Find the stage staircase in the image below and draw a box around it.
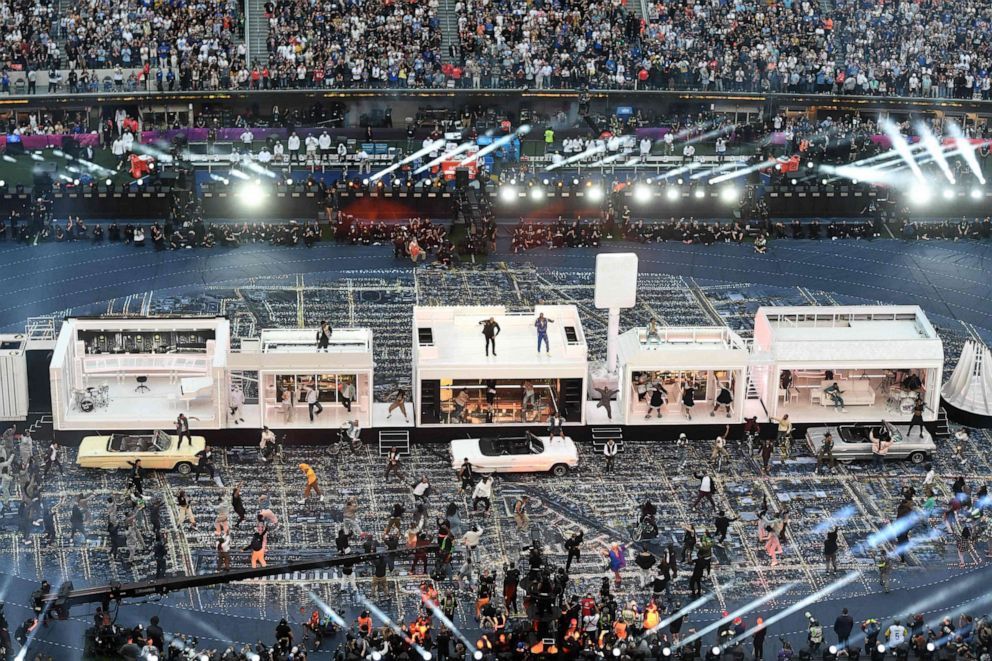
[245,0,268,64]
[591,427,624,452]
[438,0,460,64]
[378,430,411,456]
[933,407,951,441]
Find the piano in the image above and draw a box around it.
[179,376,214,411]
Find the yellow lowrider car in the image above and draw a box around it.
[76,430,206,474]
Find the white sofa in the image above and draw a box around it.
[818,380,876,407]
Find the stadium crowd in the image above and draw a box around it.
[4,0,992,98]
[262,0,443,88]
[60,0,245,90]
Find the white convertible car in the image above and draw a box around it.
[450,434,579,476]
[76,430,206,473]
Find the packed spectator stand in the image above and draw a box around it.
[1,0,992,98]
[262,0,443,89]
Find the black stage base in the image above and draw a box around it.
[941,398,992,429]
[53,421,803,447]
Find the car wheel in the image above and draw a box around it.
[551,463,569,477]
[908,452,926,465]
[175,462,193,475]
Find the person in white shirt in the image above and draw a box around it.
[111,137,125,169]
[287,131,300,163]
[472,475,493,512]
[411,475,431,506]
[356,149,370,174]
[257,147,272,164]
[461,524,484,563]
[272,141,285,163]
[304,134,319,163]
[639,137,651,160]
[663,131,675,154]
[318,131,332,162]
[306,385,323,421]
[121,131,134,153]
[240,129,253,151]
[682,143,696,163]
[229,386,245,424]
[715,137,727,162]
[603,438,618,472]
[343,419,361,445]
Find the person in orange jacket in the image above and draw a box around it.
[298,463,324,503]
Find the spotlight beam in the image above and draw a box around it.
[709,159,776,185]
[359,596,433,660]
[880,119,925,183]
[423,598,475,650]
[546,143,606,171]
[727,571,862,647]
[370,139,445,182]
[414,142,476,174]
[915,122,955,184]
[676,582,798,650]
[948,121,987,184]
[460,125,530,167]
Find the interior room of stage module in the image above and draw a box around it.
[778,367,929,411]
[272,373,357,404]
[78,329,215,354]
[426,377,583,424]
[631,369,737,406]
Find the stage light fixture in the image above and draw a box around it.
[572,178,579,185]
[587,186,604,201]
[500,186,517,202]
[422,652,432,661]
[238,181,267,208]
[286,178,294,185]
[73,179,80,186]
[829,647,838,655]
[821,178,829,185]
[712,646,723,656]
[474,653,484,660]
[790,178,798,185]
[634,184,652,203]
[666,188,679,201]
[361,178,369,185]
[926,644,936,652]
[530,186,545,200]
[877,645,886,654]
[677,178,684,185]
[613,648,622,657]
[971,188,983,200]
[720,186,738,203]
[662,648,672,657]
[910,186,932,206]
[105,178,112,186]
[852,178,859,185]
[942,188,955,200]
[694,188,705,198]
[542,178,550,185]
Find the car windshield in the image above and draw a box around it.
[154,430,172,451]
[529,438,545,454]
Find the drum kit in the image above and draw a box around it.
[886,386,919,414]
[72,384,110,412]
